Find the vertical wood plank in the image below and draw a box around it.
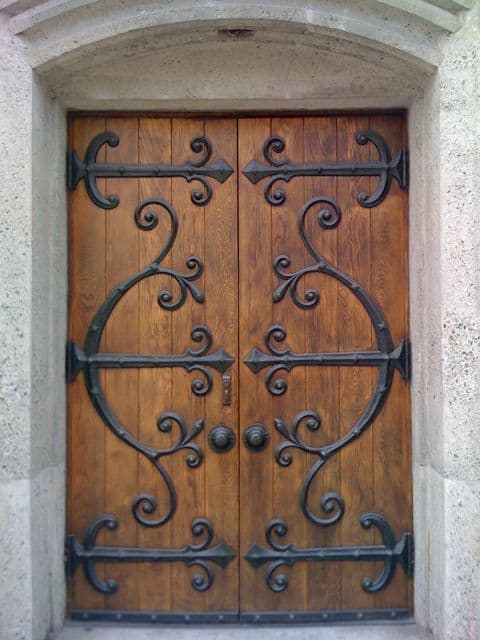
[336,114,375,610]
[370,114,412,612]
[204,118,239,613]
[103,116,139,611]
[270,116,308,612]
[137,117,173,611]
[303,116,342,610]
[170,118,206,612]
[238,117,275,613]
[68,116,106,610]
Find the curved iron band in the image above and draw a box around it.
[244,512,413,594]
[241,130,408,208]
[298,361,392,527]
[272,363,392,528]
[66,515,236,594]
[67,131,235,209]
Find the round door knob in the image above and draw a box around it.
[243,424,269,451]
[208,425,235,453]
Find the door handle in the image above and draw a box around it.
[243,424,269,451]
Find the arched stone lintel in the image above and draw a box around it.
[7,0,466,36]
[25,6,443,76]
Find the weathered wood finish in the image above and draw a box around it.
[68,113,411,616]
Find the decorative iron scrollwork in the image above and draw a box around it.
[66,515,236,594]
[274,411,346,527]
[67,132,234,209]
[242,131,408,207]
[244,193,410,528]
[273,197,341,309]
[245,511,413,593]
[66,197,234,526]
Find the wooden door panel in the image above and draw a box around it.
[67,112,412,621]
[336,114,375,611]
[238,113,412,617]
[67,116,239,616]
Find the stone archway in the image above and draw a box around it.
[0,2,478,639]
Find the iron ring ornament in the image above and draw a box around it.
[66,515,236,594]
[241,130,408,207]
[67,132,234,209]
[66,196,234,528]
[244,192,410,529]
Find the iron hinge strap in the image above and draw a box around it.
[66,515,235,594]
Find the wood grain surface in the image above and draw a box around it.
[67,113,411,616]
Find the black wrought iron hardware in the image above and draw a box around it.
[66,198,234,527]
[66,515,236,594]
[70,607,409,624]
[67,327,234,397]
[243,424,269,452]
[242,131,408,207]
[244,326,410,396]
[208,425,236,453]
[245,512,414,593]
[244,195,411,527]
[67,132,234,209]
[222,374,232,406]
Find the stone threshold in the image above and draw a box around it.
[50,621,433,640]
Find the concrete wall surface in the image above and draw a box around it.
[0,1,478,639]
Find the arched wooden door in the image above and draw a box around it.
[66,113,413,623]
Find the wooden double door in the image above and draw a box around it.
[66,113,413,623]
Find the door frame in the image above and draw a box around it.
[59,104,429,624]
